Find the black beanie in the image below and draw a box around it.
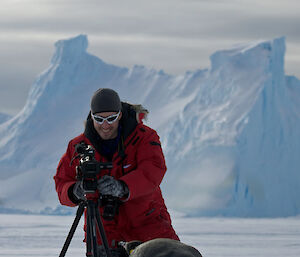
[91,88,122,114]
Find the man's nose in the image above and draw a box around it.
[101,120,110,128]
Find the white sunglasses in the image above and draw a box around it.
[92,111,121,125]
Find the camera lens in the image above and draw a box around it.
[100,196,120,220]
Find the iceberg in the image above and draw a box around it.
[0,35,299,217]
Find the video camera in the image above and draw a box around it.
[74,142,121,220]
[75,142,113,193]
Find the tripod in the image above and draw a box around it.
[59,197,112,257]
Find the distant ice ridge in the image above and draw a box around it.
[0,35,299,217]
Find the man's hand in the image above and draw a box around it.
[97,175,129,198]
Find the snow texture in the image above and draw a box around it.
[0,35,299,217]
[0,214,299,257]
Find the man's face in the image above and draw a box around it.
[92,111,122,140]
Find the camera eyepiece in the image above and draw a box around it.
[75,142,95,155]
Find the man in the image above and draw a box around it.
[54,88,179,253]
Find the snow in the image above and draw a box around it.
[0,213,299,257]
[0,35,300,217]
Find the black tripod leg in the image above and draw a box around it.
[95,206,112,257]
[59,202,85,257]
[86,200,99,257]
[86,204,93,257]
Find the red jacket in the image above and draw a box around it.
[54,103,179,246]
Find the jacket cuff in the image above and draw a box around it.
[60,181,78,207]
[68,183,82,205]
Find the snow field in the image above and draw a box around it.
[0,213,299,257]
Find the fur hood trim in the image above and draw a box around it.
[129,104,149,123]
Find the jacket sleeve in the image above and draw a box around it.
[53,141,78,207]
[119,129,167,201]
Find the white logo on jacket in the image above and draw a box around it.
[123,164,132,169]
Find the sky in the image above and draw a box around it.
[0,0,299,115]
